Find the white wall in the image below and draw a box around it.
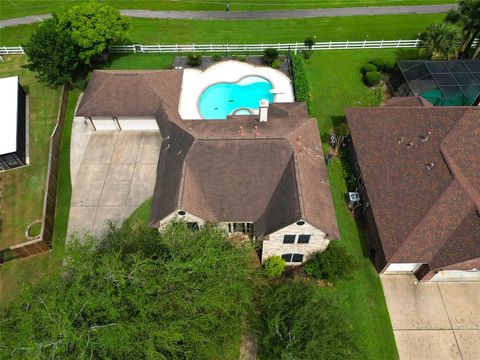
[117,117,158,131]
[384,263,423,273]
[90,116,118,131]
[261,220,330,264]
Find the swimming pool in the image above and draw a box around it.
[198,76,274,119]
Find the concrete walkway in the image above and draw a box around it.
[0,4,456,28]
[381,275,480,360]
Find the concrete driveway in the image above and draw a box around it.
[381,275,480,360]
[67,130,161,240]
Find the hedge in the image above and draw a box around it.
[365,71,381,86]
[290,53,312,114]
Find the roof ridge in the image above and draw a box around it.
[76,72,114,114]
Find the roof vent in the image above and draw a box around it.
[239,125,244,136]
[397,136,405,144]
[426,162,434,170]
[253,125,260,136]
[165,143,171,150]
[406,142,414,149]
[421,131,432,143]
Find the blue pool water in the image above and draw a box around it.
[198,76,274,119]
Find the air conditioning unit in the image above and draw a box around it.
[348,192,360,206]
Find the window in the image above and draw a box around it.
[281,253,304,263]
[283,235,296,244]
[292,253,304,262]
[177,210,186,216]
[228,222,254,235]
[297,235,310,244]
[187,222,199,231]
[296,221,305,226]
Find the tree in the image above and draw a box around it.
[0,222,258,359]
[22,16,80,86]
[303,243,357,281]
[23,2,129,86]
[418,23,460,60]
[257,282,359,359]
[445,0,480,58]
[263,48,279,64]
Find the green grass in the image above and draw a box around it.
[303,49,401,358]
[0,87,79,305]
[0,13,444,46]
[0,0,454,20]
[0,56,60,249]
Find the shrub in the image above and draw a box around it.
[303,243,357,281]
[263,48,279,64]
[383,59,396,73]
[187,53,202,67]
[258,282,359,359]
[239,55,247,62]
[302,49,313,59]
[212,53,221,61]
[290,53,312,114]
[364,71,381,86]
[264,256,286,278]
[303,37,315,49]
[271,60,281,69]
[369,58,386,71]
[361,63,377,74]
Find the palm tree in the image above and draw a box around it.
[419,23,459,60]
[445,0,480,58]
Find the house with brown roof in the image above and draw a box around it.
[76,69,339,264]
[346,97,480,280]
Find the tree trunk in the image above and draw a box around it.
[473,41,480,59]
[462,30,479,58]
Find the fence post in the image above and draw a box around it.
[397,39,401,48]
[346,40,349,49]
[380,40,384,49]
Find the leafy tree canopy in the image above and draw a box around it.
[0,222,258,359]
[23,2,129,86]
[257,282,360,360]
[419,23,459,60]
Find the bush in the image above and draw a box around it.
[383,59,396,73]
[187,53,202,67]
[302,49,313,59]
[212,53,221,61]
[304,243,357,281]
[364,71,381,86]
[290,53,312,114]
[304,36,316,49]
[258,282,359,359]
[369,58,386,71]
[239,55,247,62]
[271,60,281,69]
[263,48,279,64]
[264,256,286,278]
[361,63,377,74]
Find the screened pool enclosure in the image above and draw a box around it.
[390,60,480,106]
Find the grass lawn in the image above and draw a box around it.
[0,0,453,20]
[0,56,60,249]
[303,49,404,358]
[0,13,444,46]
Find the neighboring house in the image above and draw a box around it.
[346,96,480,281]
[76,69,339,263]
[0,76,27,171]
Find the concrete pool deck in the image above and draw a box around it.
[178,61,294,119]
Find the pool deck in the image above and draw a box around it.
[178,61,294,119]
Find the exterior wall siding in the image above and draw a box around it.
[261,220,330,263]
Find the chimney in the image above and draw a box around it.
[259,99,269,122]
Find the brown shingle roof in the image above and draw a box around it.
[76,70,338,238]
[346,103,480,271]
[76,70,183,117]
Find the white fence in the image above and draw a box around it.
[1,39,478,55]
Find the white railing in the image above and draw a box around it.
[1,39,478,55]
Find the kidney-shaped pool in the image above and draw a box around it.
[198,76,274,120]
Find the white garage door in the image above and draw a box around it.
[91,116,118,131]
[384,263,423,273]
[117,117,158,131]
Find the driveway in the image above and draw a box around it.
[67,129,161,240]
[381,275,480,360]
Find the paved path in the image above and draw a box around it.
[0,4,456,28]
[381,275,480,360]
